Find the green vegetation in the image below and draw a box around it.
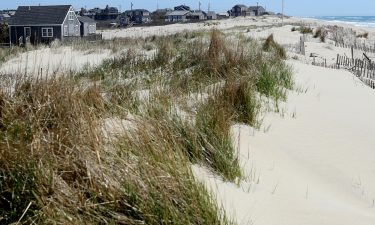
[0,22,8,43]
[313,27,327,42]
[357,32,369,39]
[0,29,293,224]
[298,26,313,34]
[291,25,313,34]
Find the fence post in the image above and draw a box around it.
[362,60,367,77]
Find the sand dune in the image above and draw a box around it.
[0,46,111,77]
[194,61,375,225]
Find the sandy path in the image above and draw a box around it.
[194,61,375,225]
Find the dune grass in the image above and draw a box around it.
[262,34,286,59]
[0,46,30,65]
[0,29,293,224]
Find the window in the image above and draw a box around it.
[75,25,79,35]
[89,25,96,34]
[42,28,53,37]
[68,11,75,20]
[24,27,31,37]
[63,25,68,36]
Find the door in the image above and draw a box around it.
[24,27,31,44]
[24,27,31,38]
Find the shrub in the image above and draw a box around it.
[357,32,369,39]
[0,22,9,43]
[299,26,313,34]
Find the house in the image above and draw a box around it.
[229,5,250,17]
[188,11,206,21]
[78,16,96,36]
[151,8,172,23]
[94,5,119,20]
[123,9,151,24]
[206,11,217,20]
[165,11,190,22]
[9,5,80,45]
[85,7,101,19]
[217,12,229,20]
[0,13,11,22]
[174,5,191,11]
[248,6,266,16]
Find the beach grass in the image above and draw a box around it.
[0,28,292,224]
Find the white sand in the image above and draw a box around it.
[0,46,111,77]
[194,61,375,224]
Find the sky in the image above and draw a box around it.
[1,0,375,17]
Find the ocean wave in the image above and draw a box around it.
[312,16,375,28]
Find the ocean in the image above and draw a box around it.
[312,16,375,28]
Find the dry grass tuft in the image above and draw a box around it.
[263,34,286,59]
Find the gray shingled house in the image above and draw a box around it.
[78,16,97,36]
[248,6,266,16]
[165,11,190,22]
[122,9,151,24]
[187,11,206,21]
[229,5,250,17]
[9,5,80,45]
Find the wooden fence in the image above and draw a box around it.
[335,41,375,54]
[336,54,375,89]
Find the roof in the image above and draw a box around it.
[233,4,248,9]
[190,11,205,16]
[10,5,71,25]
[166,11,190,16]
[206,11,216,16]
[125,9,149,13]
[174,5,190,11]
[0,14,11,18]
[248,6,266,11]
[153,8,172,13]
[78,16,96,23]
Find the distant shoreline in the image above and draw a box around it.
[300,16,375,28]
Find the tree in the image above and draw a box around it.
[0,22,9,43]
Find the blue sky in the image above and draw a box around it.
[1,0,375,16]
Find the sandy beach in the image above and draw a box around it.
[1,15,375,224]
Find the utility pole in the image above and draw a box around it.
[131,2,133,11]
[199,2,201,11]
[282,0,284,26]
